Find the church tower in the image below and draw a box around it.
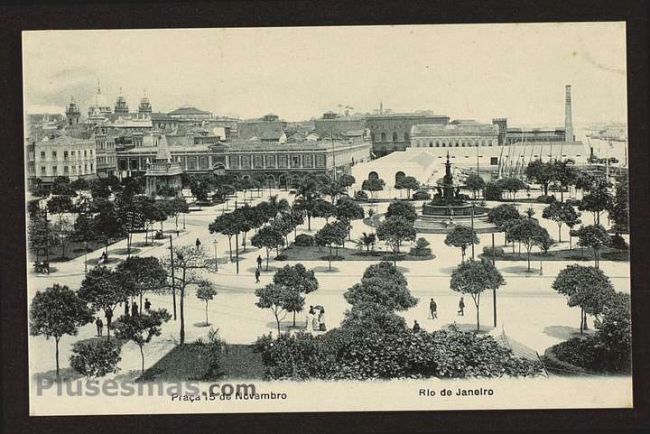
[138,89,152,114]
[65,97,81,126]
[114,87,129,114]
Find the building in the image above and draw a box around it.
[138,92,152,114]
[167,106,212,121]
[237,114,286,142]
[65,98,81,126]
[410,120,499,149]
[313,112,365,138]
[221,136,371,187]
[113,89,129,114]
[364,112,450,157]
[31,135,97,183]
[144,135,183,198]
[87,82,112,122]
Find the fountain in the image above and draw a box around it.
[414,153,496,234]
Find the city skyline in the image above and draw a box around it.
[23,23,627,124]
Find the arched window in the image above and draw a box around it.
[392,132,398,142]
[404,132,409,142]
[380,132,386,142]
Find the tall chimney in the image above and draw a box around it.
[565,85,573,142]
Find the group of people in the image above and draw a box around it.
[94,298,153,337]
[412,296,466,332]
[307,305,326,332]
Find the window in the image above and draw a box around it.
[52,166,57,174]
[52,151,57,158]
[64,151,68,159]
[290,155,301,168]
[71,151,75,156]
[90,163,93,171]
[490,157,498,165]
[84,150,87,157]
[392,132,398,142]
[303,154,313,168]
[84,164,88,172]
[253,155,263,169]
[64,166,69,173]
[240,155,250,169]
[229,156,239,169]
[40,151,45,158]
[315,154,326,168]
[40,166,46,174]
[265,155,276,168]
[380,132,386,142]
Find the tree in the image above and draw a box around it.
[233,205,256,251]
[356,232,377,254]
[196,281,218,325]
[578,179,613,225]
[113,309,172,373]
[73,211,96,245]
[251,226,285,270]
[255,283,304,336]
[609,178,629,234]
[483,181,503,201]
[315,220,348,271]
[376,216,416,264]
[93,201,124,255]
[595,292,631,370]
[552,160,578,201]
[450,259,505,331]
[321,179,348,204]
[395,176,420,199]
[47,195,73,224]
[273,264,319,327]
[52,216,74,260]
[444,225,479,262]
[70,178,90,191]
[487,204,521,231]
[465,174,486,200]
[498,177,527,200]
[312,198,337,222]
[525,159,554,195]
[28,210,59,264]
[344,276,418,311]
[70,340,122,378]
[552,265,615,334]
[292,175,322,230]
[386,201,417,223]
[361,178,385,202]
[168,198,189,230]
[116,257,167,308]
[542,201,581,242]
[90,179,111,200]
[505,219,550,271]
[576,224,611,268]
[271,212,296,248]
[29,284,93,380]
[162,245,214,344]
[338,174,356,193]
[209,212,239,261]
[335,196,364,239]
[79,266,131,340]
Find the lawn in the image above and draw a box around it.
[139,343,265,382]
[480,246,629,262]
[279,245,435,262]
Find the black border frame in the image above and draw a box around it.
[1,1,648,433]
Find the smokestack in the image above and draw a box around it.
[565,85,573,142]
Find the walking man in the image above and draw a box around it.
[255,267,261,283]
[144,298,151,312]
[195,238,201,249]
[429,298,437,320]
[95,317,103,337]
[457,297,465,316]
[132,301,139,317]
[256,255,262,270]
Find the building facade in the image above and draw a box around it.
[364,113,450,157]
[31,135,97,182]
[410,121,499,149]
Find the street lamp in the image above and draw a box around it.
[84,240,88,275]
[183,212,186,230]
[470,202,475,260]
[213,239,219,271]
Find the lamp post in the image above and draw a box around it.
[183,212,186,230]
[84,240,88,275]
[213,239,218,271]
[470,202,475,260]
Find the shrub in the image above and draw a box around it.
[256,325,543,380]
[484,182,503,200]
[482,246,505,257]
[195,328,225,380]
[536,195,557,204]
[412,190,431,200]
[565,198,581,207]
[293,234,315,247]
[610,234,628,250]
[70,339,122,378]
[275,253,288,261]
[410,237,431,256]
[354,190,369,202]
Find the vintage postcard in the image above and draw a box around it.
[23,23,632,415]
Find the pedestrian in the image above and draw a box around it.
[318,307,326,331]
[144,298,151,312]
[256,255,262,270]
[457,297,465,316]
[413,320,421,332]
[312,307,320,331]
[105,307,113,328]
[176,229,180,237]
[255,268,261,283]
[306,306,315,333]
[95,317,103,337]
[132,301,139,317]
[195,238,201,249]
[429,298,437,320]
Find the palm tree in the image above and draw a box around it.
[291,175,322,231]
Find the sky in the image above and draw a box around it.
[22,23,627,125]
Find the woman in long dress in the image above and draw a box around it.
[312,307,320,331]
